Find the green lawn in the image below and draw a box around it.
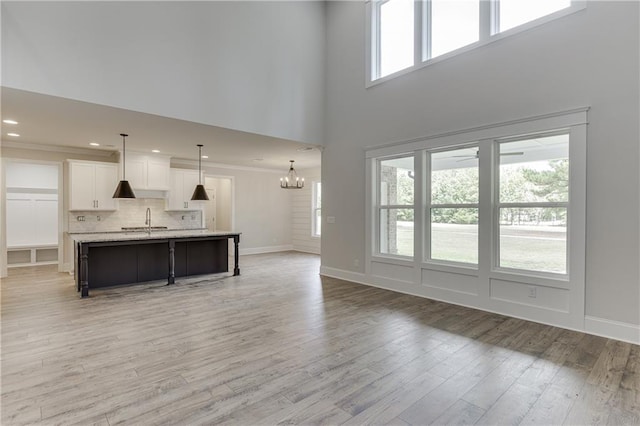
[393,222,566,273]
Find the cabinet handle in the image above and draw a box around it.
[96,200,99,208]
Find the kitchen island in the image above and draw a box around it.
[70,230,240,297]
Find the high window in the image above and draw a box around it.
[377,155,415,257]
[497,0,572,33]
[312,181,322,237]
[369,0,581,82]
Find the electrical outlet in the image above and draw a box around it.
[528,286,537,298]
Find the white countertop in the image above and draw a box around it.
[69,229,240,243]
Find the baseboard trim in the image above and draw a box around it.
[293,248,321,255]
[319,266,368,286]
[240,245,294,256]
[320,265,640,345]
[585,316,640,345]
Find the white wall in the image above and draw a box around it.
[184,162,293,254]
[292,167,321,254]
[323,1,639,334]
[1,1,325,145]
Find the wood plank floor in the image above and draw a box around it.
[1,252,638,425]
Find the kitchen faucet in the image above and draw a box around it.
[145,207,151,234]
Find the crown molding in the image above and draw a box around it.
[0,140,117,158]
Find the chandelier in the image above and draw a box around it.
[280,160,304,189]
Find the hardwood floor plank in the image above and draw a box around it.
[397,355,504,424]
[431,399,485,425]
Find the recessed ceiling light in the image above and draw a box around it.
[89,142,100,146]
[252,158,264,162]
[3,119,18,125]
[7,133,20,137]
[201,155,209,159]
[152,149,160,153]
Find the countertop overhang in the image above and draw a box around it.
[69,229,241,244]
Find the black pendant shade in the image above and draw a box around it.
[191,144,209,201]
[112,180,136,198]
[113,133,136,199]
[191,184,209,201]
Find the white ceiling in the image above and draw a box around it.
[1,88,322,171]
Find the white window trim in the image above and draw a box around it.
[366,0,586,87]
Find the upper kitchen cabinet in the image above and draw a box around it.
[68,160,118,211]
[124,152,170,190]
[167,169,203,211]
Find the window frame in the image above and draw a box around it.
[366,0,586,86]
[493,130,571,278]
[375,153,416,259]
[425,142,480,268]
[366,108,586,285]
[312,181,321,238]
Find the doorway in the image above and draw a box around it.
[203,176,233,232]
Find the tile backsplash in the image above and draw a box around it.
[68,198,203,233]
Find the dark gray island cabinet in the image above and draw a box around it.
[71,231,240,297]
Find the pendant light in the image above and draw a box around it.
[191,144,209,201]
[112,133,136,198]
[280,160,304,189]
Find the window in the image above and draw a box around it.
[369,0,580,82]
[377,0,414,77]
[377,156,414,257]
[428,0,479,59]
[497,132,569,274]
[429,146,479,264]
[368,111,584,279]
[496,0,572,33]
[312,181,322,237]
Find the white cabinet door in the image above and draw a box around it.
[167,169,203,210]
[69,161,118,211]
[168,169,185,210]
[94,164,118,210]
[69,162,96,210]
[182,171,200,210]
